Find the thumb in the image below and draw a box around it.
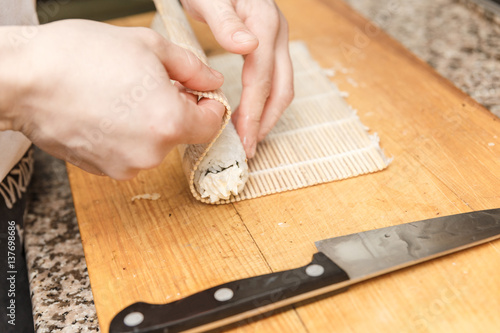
[193,1,259,55]
[144,30,224,91]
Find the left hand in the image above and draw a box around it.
[181,0,294,158]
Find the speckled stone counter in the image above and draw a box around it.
[343,0,500,117]
[25,150,98,332]
[24,1,500,331]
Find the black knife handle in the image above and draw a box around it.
[109,252,349,333]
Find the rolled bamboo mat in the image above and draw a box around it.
[153,0,391,203]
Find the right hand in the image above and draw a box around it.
[0,19,225,180]
[181,0,294,158]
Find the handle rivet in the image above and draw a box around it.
[123,311,144,327]
[214,287,234,302]
[306,264,325,277]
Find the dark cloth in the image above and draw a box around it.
[0,148,35,333]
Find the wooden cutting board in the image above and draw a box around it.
[68,0,500,332]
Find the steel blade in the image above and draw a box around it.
[315,208,500,282]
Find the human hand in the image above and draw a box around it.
[181,0,294,158]
[0,20,225,180]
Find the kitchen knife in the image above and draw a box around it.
[110,208,500,333]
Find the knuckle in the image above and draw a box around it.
[112,170,138,181]
[167,123,187,146]
[145,97,186,144]
[143,156,164,170]
[104,163,139,181]
[131,151,164,171]
[156,118,183,145]
[168,124,185,144]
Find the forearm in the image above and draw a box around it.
[0,26,31,132]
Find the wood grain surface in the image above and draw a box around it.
[69,1,500,332]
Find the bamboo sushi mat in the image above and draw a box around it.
[209,41,391,200]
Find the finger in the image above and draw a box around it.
[177,92,226,144]
[257,12,294,141]
[191,0,259,55]
[140,29,224,91]
[234,17,281,157]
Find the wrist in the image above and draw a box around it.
[0,26,32,132]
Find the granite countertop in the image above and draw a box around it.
[24,0,500,331]
[343,0,500,117]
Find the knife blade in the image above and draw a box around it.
[109,208,500,333]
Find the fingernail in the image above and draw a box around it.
[232,30,257,44]
[244,136,257,159]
